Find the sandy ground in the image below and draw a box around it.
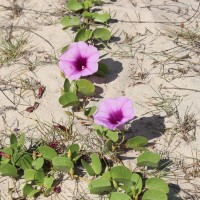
[0,0,200,199]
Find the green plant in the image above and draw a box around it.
[0,133,82,198]
[60,0,111,47]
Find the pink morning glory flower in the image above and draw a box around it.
[59,42,99,80]
[93,97,135,130]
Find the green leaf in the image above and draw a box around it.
[88,178,112,194]
[38,146,57,161]
[92,0,105,5]
[142,190,168,200]
[64,78,71,92]
[69,80,77,93]
[52,156,74,172]
[85,106,97,116]
[44,187,53,197]
[59,92,80,107]
[137,151,160,168]
[0,164,18,177]
[32,157,44,170]
[61,45,68,53]
[77,79,95,96]
[104,139,112,153]
[10,134,18,146]
[35,169,45,185]
[106,130,118,142]
[23,184,40,198]
[11,152,22,165]
[126,136,148,149]
[67,0,83,11]
[61,16,80,28]
[19,154,33,170]
[74,28,93,42]
[83,0,92,9]
[110,192,131,200]
[44,176,54,189]
[92,13,110,23]
[91,153,102,175]
[110,166,132,184]
[93,125,104,132]
[93,28,111,41]
[18,133,25,147]
[24,169,36,181]
[95,62,108,77]
[82,11,92,18]
[2,147,13,156]
[67,144,80,160]
[102,171,111,180]
[131,173,143,196]
[81,159,95,176]
[145,178,169,193]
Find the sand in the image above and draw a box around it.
[0,0,199,199]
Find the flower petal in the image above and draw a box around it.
[93,97,135,130]
[81,62,98,76]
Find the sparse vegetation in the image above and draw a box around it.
[0,0,200,199]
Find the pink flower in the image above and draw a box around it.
[93,97,135,130]
[59,42,99,80]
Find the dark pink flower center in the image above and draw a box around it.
[74,56,87,71]
[108,109,124,124]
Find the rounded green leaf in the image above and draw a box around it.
[88,178,112,194]
[106,130,118,142]
[23,184,40,198]
[0,164,18,177]
[102,171,111,180]
[44,176,54,189]
[2,147,13,156]
[91,153,102,175]
[126,136,148,149]
[59,92,80,107]
[145,178,169,193]
[82,11,92,19]
[64,78,70,92]
[19,132,25,146]
[32,157,44,170]
[131,173,143,195]
[38,146,57,161]
[61,45,68,53]
[77,79,95,96]
[81,159,95,176]
[67,0,83,11]
[61,16,80,28]
[85,106,97,116]
[110,192,131,200]
[10,133,18,146]
[75,29,93,42]
[67,144,80,160]
[104,139,113,153]
[95,62,108,77]
[142,190,168,200]
[69,80,77,93]
[19,154,33,170]
[137,151,160,168]
[83,0,92,9]
[92,13,110,23]
[35,169,45,185]
[44,187,53,197]
[93,28,111,41]
[24,169,36,181]
[110,166,132,184]
[52,156,74,172]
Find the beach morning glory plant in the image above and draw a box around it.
[59,42,99,80]
[93,97,135,130]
